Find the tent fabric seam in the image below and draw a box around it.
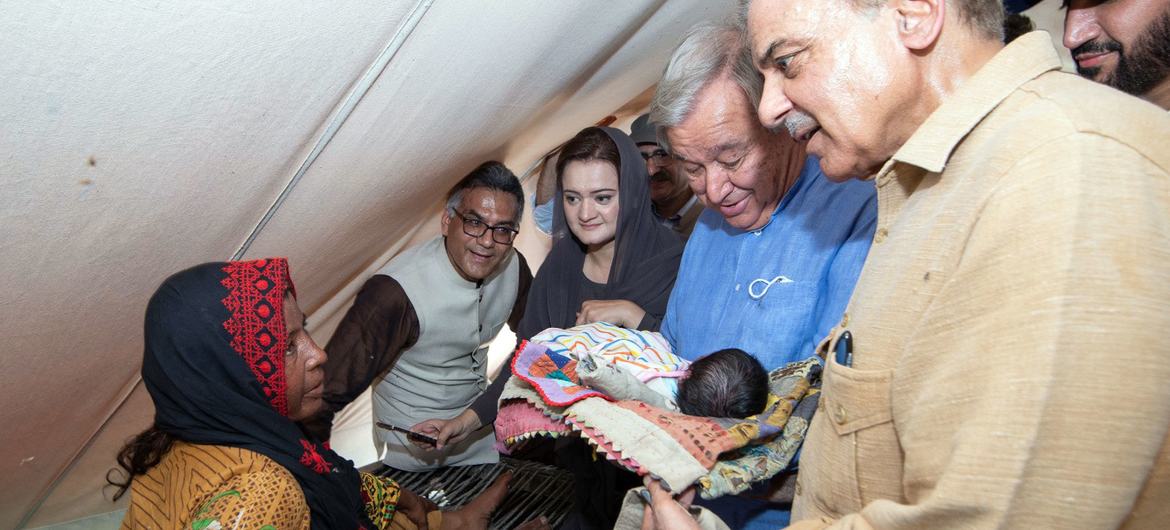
[231,0,436,260]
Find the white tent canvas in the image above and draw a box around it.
[1,1,1074,528]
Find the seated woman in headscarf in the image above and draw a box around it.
[111,258,541,530]
[518,126,685,338]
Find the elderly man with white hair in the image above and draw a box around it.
[648,18,877,530]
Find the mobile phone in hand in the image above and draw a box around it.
[376,421,439,447]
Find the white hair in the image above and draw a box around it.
[649,17,763,153]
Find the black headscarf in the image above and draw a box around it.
[519,127,684,339]
[142,258,370,529]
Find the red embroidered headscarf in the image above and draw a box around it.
[142,258,369,529]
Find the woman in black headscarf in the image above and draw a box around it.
[514,127,685,530]
[518,126,684,339]
[111,258,519,530]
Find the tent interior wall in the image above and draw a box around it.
[0,1,1074,528]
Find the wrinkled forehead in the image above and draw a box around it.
[667,86,762,162]
[747,0,835,53]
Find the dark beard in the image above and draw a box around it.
[1075,9,1170,97]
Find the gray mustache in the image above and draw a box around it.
[784,110,818,138]
[766,109,818,138]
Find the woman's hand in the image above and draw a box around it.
[410,409,481,450]
[397,487,438,530]
[576,299,647,328]
[640,478,699,530]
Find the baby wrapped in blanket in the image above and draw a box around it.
[528,322,769,419]
[502,322,822,501]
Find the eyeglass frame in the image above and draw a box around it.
[449,208,519,245]
[639,148,670,162]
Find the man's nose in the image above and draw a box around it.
[476,228,496,247]
[1064,8,1098,50]
[758,74,793,131]
[705,167,732,203]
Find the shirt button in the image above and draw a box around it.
[840,313,850,327]
[874,227,889,243]
[834,404,848,425]
[735,284,741,291]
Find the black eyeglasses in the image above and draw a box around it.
[453,209,519,245]
[640,149,669,162]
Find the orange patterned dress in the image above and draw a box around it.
[121,442,403,529]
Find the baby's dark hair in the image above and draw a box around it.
[676,348,769,418]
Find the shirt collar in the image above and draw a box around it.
[888,31,1062,176]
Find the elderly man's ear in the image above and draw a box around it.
[893,0,945,51]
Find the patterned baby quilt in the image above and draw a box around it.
[512,322,687,406]
[496,322,822,496]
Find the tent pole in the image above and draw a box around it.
[232,0,437,260]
